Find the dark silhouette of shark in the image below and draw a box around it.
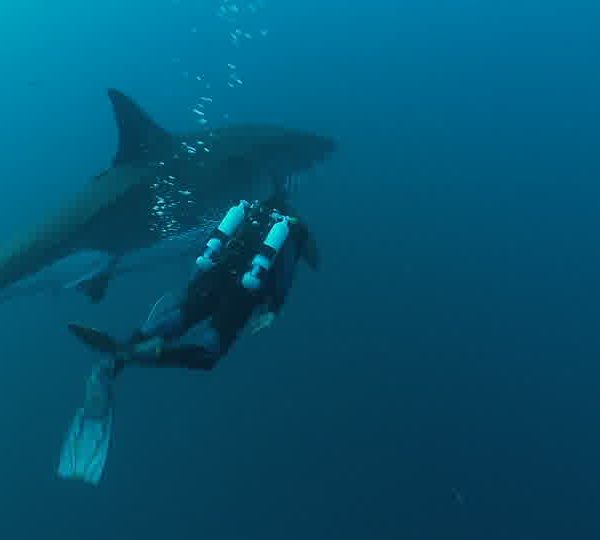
[0,89,335,301]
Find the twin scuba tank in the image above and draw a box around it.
[241,210,290,291]
[195,200,249,272]
[195,200,291,291]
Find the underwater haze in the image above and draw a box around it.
[1,0,600,538]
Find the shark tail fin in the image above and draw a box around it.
[107,88,172,166]
[68,324,120,356]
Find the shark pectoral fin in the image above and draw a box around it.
[64,255,119,303]
[71,271,111,303]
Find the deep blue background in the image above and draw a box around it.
[0,1,599,538]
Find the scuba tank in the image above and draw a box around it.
[196,200,249,271]
[242,212,291,291]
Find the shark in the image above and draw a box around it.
[0,89,335,302]
[0,228,213,305]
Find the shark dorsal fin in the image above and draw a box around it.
[108,88,172,166]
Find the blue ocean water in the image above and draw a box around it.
[0,1,599,538]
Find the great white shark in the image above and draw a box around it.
[0,89,335,302]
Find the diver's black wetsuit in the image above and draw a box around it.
[126,199,318,371]
[59,200,318,487]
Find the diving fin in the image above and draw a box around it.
[57,365,114,486]
[57,407,113,486]
[68,323,120,355]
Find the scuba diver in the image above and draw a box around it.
[57,197,319,485]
